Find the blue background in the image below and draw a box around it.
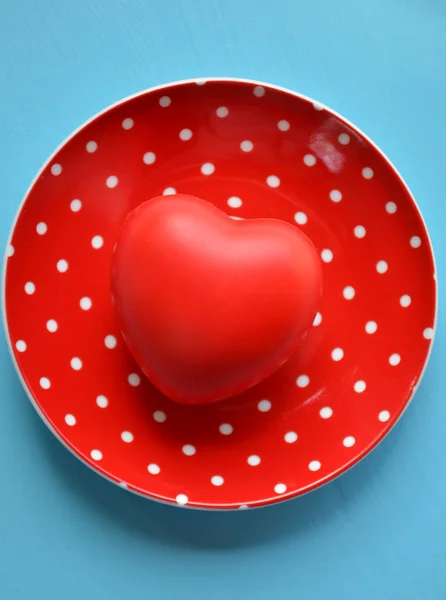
[0,1,444,598]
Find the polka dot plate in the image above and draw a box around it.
[3,78,437,509]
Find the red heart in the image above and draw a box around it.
[111,195,322,404]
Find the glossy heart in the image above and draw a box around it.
[111,194,322,404]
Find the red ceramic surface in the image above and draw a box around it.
[112,194,322,404]
[3,78,437,509]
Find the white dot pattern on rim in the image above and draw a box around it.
[386,201,397,214]
[176,494,188,505]
[389,353,401,366]
[211,475,224,486]
[274,483,287,494]
[16,340,27,352]
[7,245,14,257]
[410,236,421,248]
[423,328,434,340]
[338,133,350,145]
[122,118,134,130]
[51,164,62,176]
[253,86,265,97]
[163,187,176,195]
[24,282,35,295]
[362,167,374,179]
[379,411,390,422]
[91,450,102,461]
[308,461,321,471]
[148,464,161,475]
[40,377,51,389]
[343,436,355,447]
[159,96,171,107]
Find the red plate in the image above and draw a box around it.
[2,78,437,509]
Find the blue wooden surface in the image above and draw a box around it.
[0,1,444,598]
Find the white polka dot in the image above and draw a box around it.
[36,222,47,235]
[240,140,254,152]
[365,321,377,334]
[128,373,141,387]
[343,436,355,447]
[313,101,324,111]
[386,201,397,214]
[400,294,411,307]
[338,133,350,145]
[51,163,62,176]
[216,106,229,118]
[320,407,333,419]
[159,96,171,107]
[65,414,76,426]
[247,455,261,466]
[227,197,242,209]
[201,162,215,175]
[80,296,92,310]
[70,357,82,371]
[24,282,35,295]
[376,260,388,274]
[239,505,249,510]
[294,212,307,225]
[121,431,134,443]
[378,410,390,422]
[143,152,156,165]
[423,327,434,340]
[163,187,176,195]
[86,141,98,153]
[296,374,310,388]
[179,128,193,141]
[354,225,366,238]
[266,175,280,188]
[7,245,14,257]
[257,399,271,412]
[211,475,224,486]
[410,236,421,248]
[274,483,287,494]
[40,377,51,389]
[148,464,161,475]
[153,410,167,423]
[278,119,290,131]
[122,118,134,129]
[182,444,196,456]
[70,199,82,212]
[389,353,401,366]
[331,348,344,361]
[284,431,298,443]
[354,380,366,393]
[321,249,333,263]
[313,312,322,326]
[46,319,58,332]
[96,395,108,408]
[303,154,316,166]
[119,482,128,489]
[104,335,117,349]
[106,176,118,188]
[219,423,233,435]
[91,449,102,461]
[309,460,321,471]
[91,235,103,249]
[195,78,207,85]
[16,340,26,352]
[362,167,374,179]
[343,286,355,300]
[329,189,342,203]
[253,85,265,97]
[176,494,188,505]
[56,259,68,273]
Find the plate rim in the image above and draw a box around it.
[2,76,438,510]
